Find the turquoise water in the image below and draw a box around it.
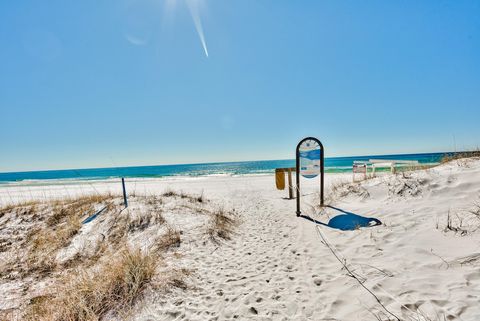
[0,152,447,183]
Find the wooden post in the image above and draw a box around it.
[287,168,293,199]
[122,178,128,208]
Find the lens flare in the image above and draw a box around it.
[186,0,209,57]
[165,0,209,57]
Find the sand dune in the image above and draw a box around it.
[1,159,480,320]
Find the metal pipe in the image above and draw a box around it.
[122,177,128,208]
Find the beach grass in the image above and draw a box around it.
[207,208,236,242]
[24,247,157,321]
[154,226,182,251]
[0,188,236,319]
[441,150,480,164]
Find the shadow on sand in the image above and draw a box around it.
[300,206,381,231]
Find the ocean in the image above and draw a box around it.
[0,152,448,183]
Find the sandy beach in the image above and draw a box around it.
[0,158,479,320]
[3,0,479,319]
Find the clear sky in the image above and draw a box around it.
[1,0,479,172]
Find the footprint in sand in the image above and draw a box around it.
[249,306,258,314]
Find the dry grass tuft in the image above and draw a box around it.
[0,202,42,229]
[24,215,83,275]
[0,311,14,321]
[155,227,181,251]
[166,268,192,291]
[195,191,205,203]
[468,201,480,220]
[105,213,129,246]
[144,195,164,206]
[161,189,178,198]
[162,189,206,203]
[24,295,54,319]
[327,180,370,204]
[388,176,426,197]
[24,247,157,321]
[207,208,236,242]
[442,210,469,236]
[46,207,71,226]
[440,150,480,164]
[9,193,117,276]
[0,200,40,214]
[331,179,349,193]
[49,193,115,224]
[437,198,480,237]
[128,212,165,232]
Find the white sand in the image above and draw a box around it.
[1,159,480,320]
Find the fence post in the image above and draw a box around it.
[121,177,128,208]
[287,168,293,199]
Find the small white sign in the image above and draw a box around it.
[299,140,321,179]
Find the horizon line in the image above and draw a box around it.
[0,150,456,175]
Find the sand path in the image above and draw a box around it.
[133,177,334,321]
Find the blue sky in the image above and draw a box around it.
[1,0,479,172]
